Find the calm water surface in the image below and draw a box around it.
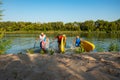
[5,33,120,54]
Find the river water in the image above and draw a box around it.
[5,32,120,54]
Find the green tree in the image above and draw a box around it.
[0,28,11,54]
[0,18,120,32]
[116,19,120,31]
[0,0,11,54]
[95,20,110,31]
[81,20,95,31]
[108,22,117,32]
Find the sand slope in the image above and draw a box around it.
[0,52,120,80]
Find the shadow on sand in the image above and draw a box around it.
[0,52,120,80]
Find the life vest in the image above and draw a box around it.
[75,38,81,47]
[58,35,63,43]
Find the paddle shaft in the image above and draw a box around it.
[34,41,37,48]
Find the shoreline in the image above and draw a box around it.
[0,52,120,80]
[1,31,119,34]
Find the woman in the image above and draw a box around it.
[39,32,46,51]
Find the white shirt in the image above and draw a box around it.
[39,34,46,42]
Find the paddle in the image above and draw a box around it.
[34,39,38,48]
[33,41,36,48]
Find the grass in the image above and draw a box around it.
[40,50,45,54]
[96,44,105,52]
[27,49,34,54]
[108,42,119,52]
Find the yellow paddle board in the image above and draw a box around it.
[60,37,65,53]
[81,40,95,52]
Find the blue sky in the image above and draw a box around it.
[2,0,120,23]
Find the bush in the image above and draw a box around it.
[49,49,54,55]
[74,45,85,53]
[40,50,45,54]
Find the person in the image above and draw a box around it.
[39,32,46,50]
[54,34,66,51]
[39,32,46,42]
[74,36,81,47]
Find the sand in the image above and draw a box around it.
[0,52,120,80]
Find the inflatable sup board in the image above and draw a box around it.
[81,40,95,52]
[60,37,65,53]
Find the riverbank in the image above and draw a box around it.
[1,31,120,34]
[1,31,116,34]
[3,31,81,34]
[0,52,120,80]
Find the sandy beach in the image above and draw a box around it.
[0,52,120,80]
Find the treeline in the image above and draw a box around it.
[0,19,120,32]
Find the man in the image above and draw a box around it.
[54,34,66,52]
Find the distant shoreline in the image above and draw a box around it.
[1,31,120,34]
